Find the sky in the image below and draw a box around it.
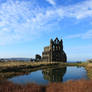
[0,0,92,61]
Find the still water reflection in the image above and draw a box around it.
[42,67,66,82]
[8,66,88,85]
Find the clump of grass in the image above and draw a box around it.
[0,81,45,92]
[47,79,92,92]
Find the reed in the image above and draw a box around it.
[0,80,92,92]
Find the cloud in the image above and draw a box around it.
[46,0,56,6]
[0,0,92,45]
[0,0,45,45]
[66,30,92,39]
[66,0,92,19]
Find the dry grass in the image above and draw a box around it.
[47,79,92,92]
[0,61,60,74]
[0,81,45,92]
[0,61,86,69]
[0,80,92,92]
[0,61,59,67]
[85,63,92,79]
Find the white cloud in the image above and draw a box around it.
[66,30,92,39]
[0,0,45,45]
[46,0,56,6]
[0,0,92,45]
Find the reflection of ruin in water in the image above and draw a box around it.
[42,67,66,82]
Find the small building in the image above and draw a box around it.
[35,54,41,61]
[42,37,67,62]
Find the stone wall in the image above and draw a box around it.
[42,37,67,62]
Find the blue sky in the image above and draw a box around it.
[0,0,92,61]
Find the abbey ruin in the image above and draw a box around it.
[42,37,67,62]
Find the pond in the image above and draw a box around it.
[8,66,89,85]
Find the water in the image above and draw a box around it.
[8,66,88,85]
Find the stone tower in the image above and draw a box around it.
[42,37,67,62]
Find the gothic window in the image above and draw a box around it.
[56,39,59,44]
[53,45,55,51]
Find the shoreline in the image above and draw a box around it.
[0,61,90,80]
